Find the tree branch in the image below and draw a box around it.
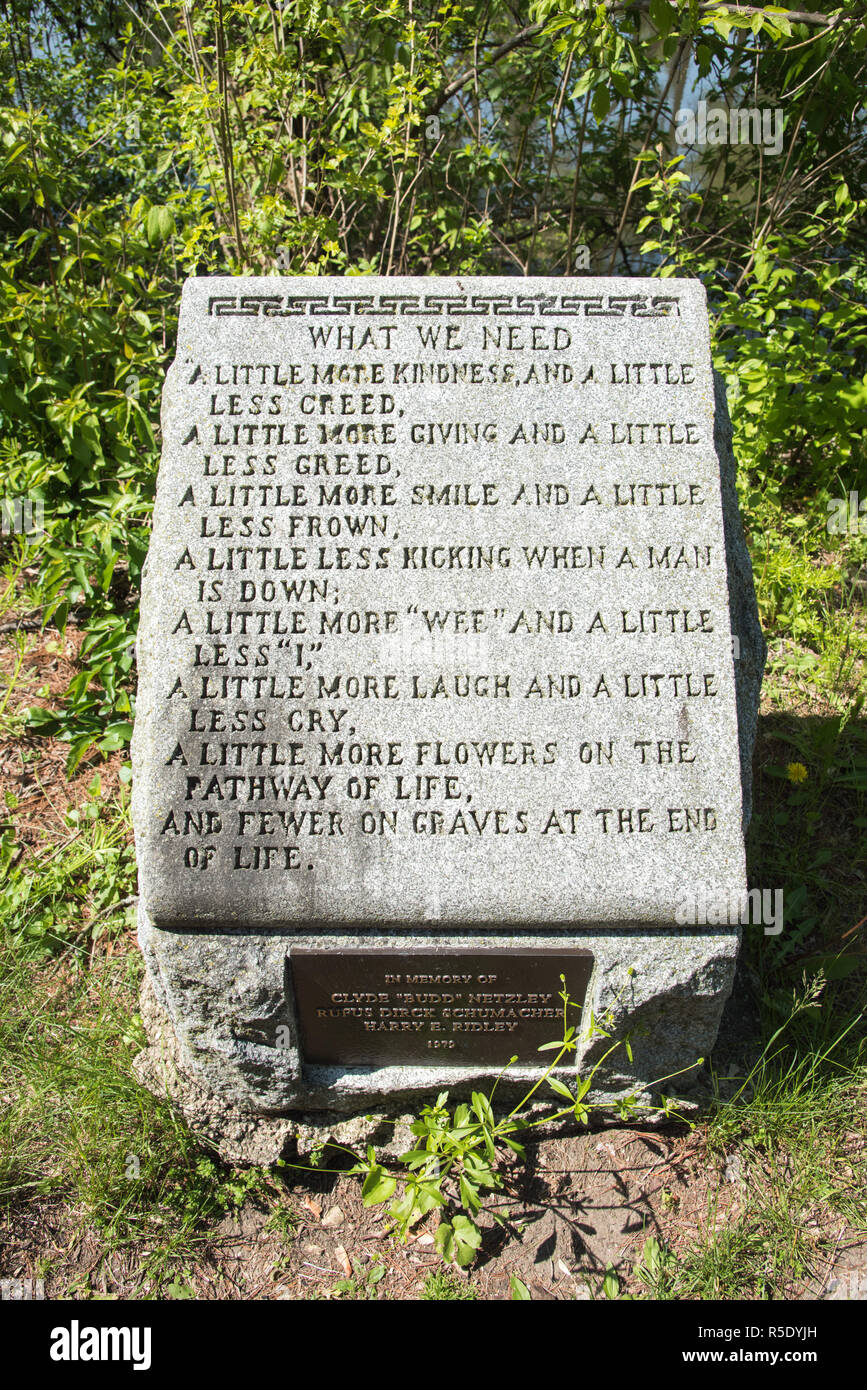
[428,22,544,113]
[426,5,841,116]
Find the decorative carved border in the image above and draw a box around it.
[207,292,681,319]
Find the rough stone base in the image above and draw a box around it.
[134,974,295,1165]
[134,973,422,1165]
[135,909,740,1159]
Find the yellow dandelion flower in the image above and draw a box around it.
[786,762,808,783]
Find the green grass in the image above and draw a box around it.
[422,1270,479,1300]
[1,784,137,953]
[640,973,867,1301]
[745,489,867,712]
[0,788,295,1296]
[331,1255,389,1299]
[631,1070,867,1301]
[0,845,278,1293]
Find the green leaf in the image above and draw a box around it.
[649,0,675,38]
[453,1232,479,1268]
[388,1189,418,1229]
[471,1091,494,1127]
[764,7,792,35]
[510,1274,531,1300]
[399,1148,440,1168]
[501,1135,526,1158]
[571,68,598,99]
[592,85,610,122]
[610,71,631,99]
[145,204,175,245]
[706,14,733,39]
[165,1281,195,1300]
[435,1222,455,1262]
[548,1077,574,1100]
[452,1215,482,1248]
[361,1165,396,1206]
[459,1174,480,1212]
[99,722,133,753]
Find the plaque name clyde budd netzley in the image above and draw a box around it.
[132,276,764,1133]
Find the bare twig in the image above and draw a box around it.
[607,36,689,273]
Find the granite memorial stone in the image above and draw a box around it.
[131,276,764,1148]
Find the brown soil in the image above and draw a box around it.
[3,1119,862,1301]
[0,612,125,857]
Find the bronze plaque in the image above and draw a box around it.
[292,948,594,1066]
